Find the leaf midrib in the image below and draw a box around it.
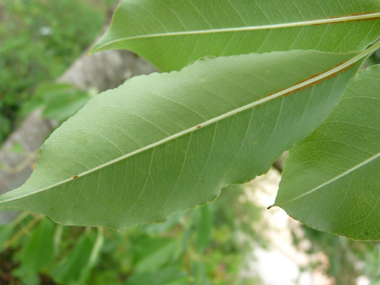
[4,42,380,203]
[92,12,380,52]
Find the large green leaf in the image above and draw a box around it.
[273,65,380,241]
[0,45,376,229]
[90,0,380,71]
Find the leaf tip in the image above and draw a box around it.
[87,46,97,56]
[88,39,107,55]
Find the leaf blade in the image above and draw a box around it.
[90,0,380,71]
[0,47,374,229]
[274,64,380,241]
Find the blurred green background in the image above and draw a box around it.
[1,0,380,284]
[0,185,265,285]
[0,0,115,142]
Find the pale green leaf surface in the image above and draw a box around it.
[90,0,380,71]
[0,48,371,229]
[274,65,380,241]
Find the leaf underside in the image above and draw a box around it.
[275,65,380,241]
[90,0,380,71]
[0,50,365,229]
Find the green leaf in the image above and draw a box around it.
[10,142,24,154]
[274,65,380,241]
[195,204,212,252]
[76,227,105,285]
[0,223,14,251]
[22,217,55,275]
[0,46,375,229]
[41,84,91,122]
[133,237,177,272]
[22,83,91,122]
[0,212,28,252]
[53,231,95,284]
[90,0,380,71]
[178,210,197,256]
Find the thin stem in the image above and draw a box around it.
[2,214,44,252]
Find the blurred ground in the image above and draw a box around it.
[244,169,333,285]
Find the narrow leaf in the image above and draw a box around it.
[0,45,376,229]
[134,238,177,272]
[195,205,212,252]
[90,0,380,71]
[22,218,55,275]
[0,224,14,252]
[77,227,104,284]
[274,65,380,241]
[53,232,94,284]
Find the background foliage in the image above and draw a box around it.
[0,0,115,142]
[0,186,264,284]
